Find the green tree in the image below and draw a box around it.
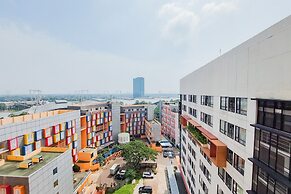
[120,140,157,169]
[125,168,138,181]
[0,103,6,111]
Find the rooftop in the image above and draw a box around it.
[0,151,62,177]
[0,110,74,126]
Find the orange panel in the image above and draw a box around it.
[81,130,87,149]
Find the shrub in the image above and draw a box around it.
[73,164,80,172]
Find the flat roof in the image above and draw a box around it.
[0,110,74,126]
[0,151,62,177]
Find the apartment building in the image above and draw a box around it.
[161,102,180,147]
[145,119,161,143]
[180,16,291,194]
[68,102,118,151]
[120,104,155,137]
[0,110,80,194]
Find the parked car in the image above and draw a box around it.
[168,151,175,158]
[139,186,153,193]
[142,171,154,179]
[163,151,168,158]
[115,169,126,180]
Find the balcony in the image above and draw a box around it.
[181,114,227,167]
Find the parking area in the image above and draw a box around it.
[95,157,126,187]
[134,151,178,194]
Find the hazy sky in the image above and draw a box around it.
[0,0,290,94]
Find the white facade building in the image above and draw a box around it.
[180,15,291,194]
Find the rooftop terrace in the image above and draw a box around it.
[0,151,62,177]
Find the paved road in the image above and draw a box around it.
[134,153,179,194]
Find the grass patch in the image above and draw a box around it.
[113,183,137,194]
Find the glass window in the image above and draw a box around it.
[234,154,245,175]
[236,98,247,115]
[228,97,235,112]
[220,120,227,134]
[218,168,225,180]
[225,173,232,189]
[220,97,228,110]
[53,167,58,175]
[235,126,246,146]
[227,123,234,138]
[233,180,243,194]
[227,149,233,164]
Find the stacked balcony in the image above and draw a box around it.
[181,114,227,167]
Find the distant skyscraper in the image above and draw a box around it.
[133,77,144,98]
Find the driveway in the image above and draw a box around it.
[134,153,178,194]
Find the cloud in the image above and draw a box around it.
[202,1,238,14]
[158,2,200,44]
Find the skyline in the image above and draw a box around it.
[0,0,291,94]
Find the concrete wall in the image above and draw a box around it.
[28,150,73,194]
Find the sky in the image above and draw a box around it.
[0,0,290,95]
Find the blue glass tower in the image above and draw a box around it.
[133,77,144,98]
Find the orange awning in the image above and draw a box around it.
[196,126,217,140]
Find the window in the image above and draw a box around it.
[53,167,58,175]
[193,95,197,103]
[188,95,193,102]
[218,167,225,180]
[233,154,245,175]
[236,98,247,115]
[220,120,227,134]
[220,97,228,110]
[225,172,232,189]
[201,112,213,127]
[188,107,193,115]
[227,123,234,138]
[201,95,213,107]
[227,149,233,164]
[252,165,289,194]
[54,180,58,188]
[183,95,187,101]
[183,105,187,111]
[232,180,243,194]
[220,120,246,146]
[235,126,246,146]
[228,97,235,112]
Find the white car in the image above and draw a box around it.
[142,171,154,179]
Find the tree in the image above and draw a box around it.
[73,164,80,172]
[125,168,138,182]
[120,140,157,169]
[0,103,6,111]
